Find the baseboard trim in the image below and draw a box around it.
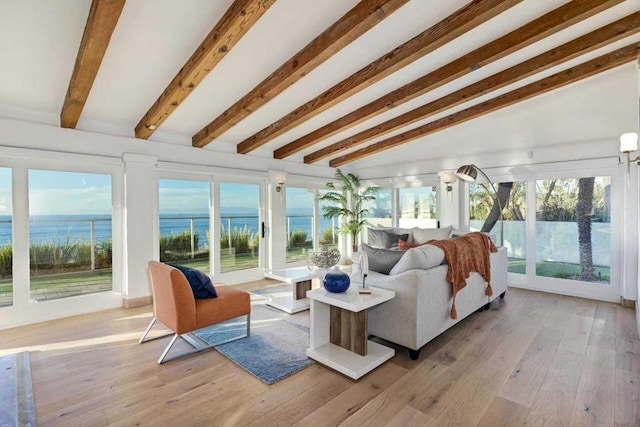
[621,297,636,309]
[122,296,152,308]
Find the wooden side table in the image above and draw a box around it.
[306,285,395,380]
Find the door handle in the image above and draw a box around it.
[261,222,266,238]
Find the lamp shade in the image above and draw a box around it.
[620,132,639,153]
[456,164,478,182]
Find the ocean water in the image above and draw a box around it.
[0,212,336,248]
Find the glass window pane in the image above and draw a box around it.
[535,177,610,283]
[158,179,210,272]
[318,189,339,250]
[29,170,112,301]
[0,168,12,308]
[286,187,313,263]
[470,181,526,273]
[364,187,392,228]
[398,186,437,228]
[220,182,260,272]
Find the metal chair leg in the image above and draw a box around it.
[139,317,173,344]
[158,334,180,364]
[156,313,252,364]
[139,317,156,343]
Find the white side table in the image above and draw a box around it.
[265,267,322,314]
[306,285,395,380]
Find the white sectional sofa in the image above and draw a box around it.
[356,227,508,360]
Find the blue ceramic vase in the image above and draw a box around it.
[322,266,350,293]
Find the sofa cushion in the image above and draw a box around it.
[413,226,452,244]
[170,264,218,298]
[361,244,405,275]
[389,244,445,275]
[367,228,409,249]
[371,225,415,243]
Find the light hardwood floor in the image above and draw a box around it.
[1,283,639,426]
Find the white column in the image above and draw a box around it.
[11,165,29,308]
[437,171,461,228]
[122,153,157,303]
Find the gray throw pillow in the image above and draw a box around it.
[389,244,445,275]
[367,228,409,249]
[361,244,405,275]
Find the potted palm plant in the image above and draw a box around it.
[319,169,379,254]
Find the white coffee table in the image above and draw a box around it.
[265,267,323,314]
[306,285,395,380]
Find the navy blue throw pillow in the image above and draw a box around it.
[170,264,217,298]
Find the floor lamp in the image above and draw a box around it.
[456,164,504,247]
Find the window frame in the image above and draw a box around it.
[0,148,123,329]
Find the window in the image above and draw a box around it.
[219,182,260,272]
[364,187,392,228]
[318,189,339,250]
[535,177,610,283]
[286,187,313,263]
[28,170,112,301]
[0,168,12,308]
[469,181,526,274]
[398,186,436,228]
[158,179,210,272]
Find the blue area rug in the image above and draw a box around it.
[194,285,313,385]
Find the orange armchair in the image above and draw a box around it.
[140,261,251,364]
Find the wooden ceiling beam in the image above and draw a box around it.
[306,12,640,163]
[136,0,274,140]
[192,0,410,148]
[60,0,125,129]
[237,0,522,154]
[329,43,640,167]
[274,0,623,159]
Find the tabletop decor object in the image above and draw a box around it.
[309,247,341,269]
[322,265,350,293]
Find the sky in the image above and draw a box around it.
[160,179,263,214]
[0,173,417,217]
[0,173,318,217]
[29,169,112,215]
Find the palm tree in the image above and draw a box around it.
[577,177,595,281]
[319,169,379,253]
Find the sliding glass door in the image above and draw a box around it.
[285,186,314,263]
[156,176,265,280]
[534,177,611,285]
[466,164,620,302]
[219,181,263,274]
[158,179,210,272]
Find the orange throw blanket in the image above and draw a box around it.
[428,232,497,319]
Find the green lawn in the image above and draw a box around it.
[0,269,113,294]
[508,258,610,281]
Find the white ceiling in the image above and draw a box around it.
[0,0,639,172]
